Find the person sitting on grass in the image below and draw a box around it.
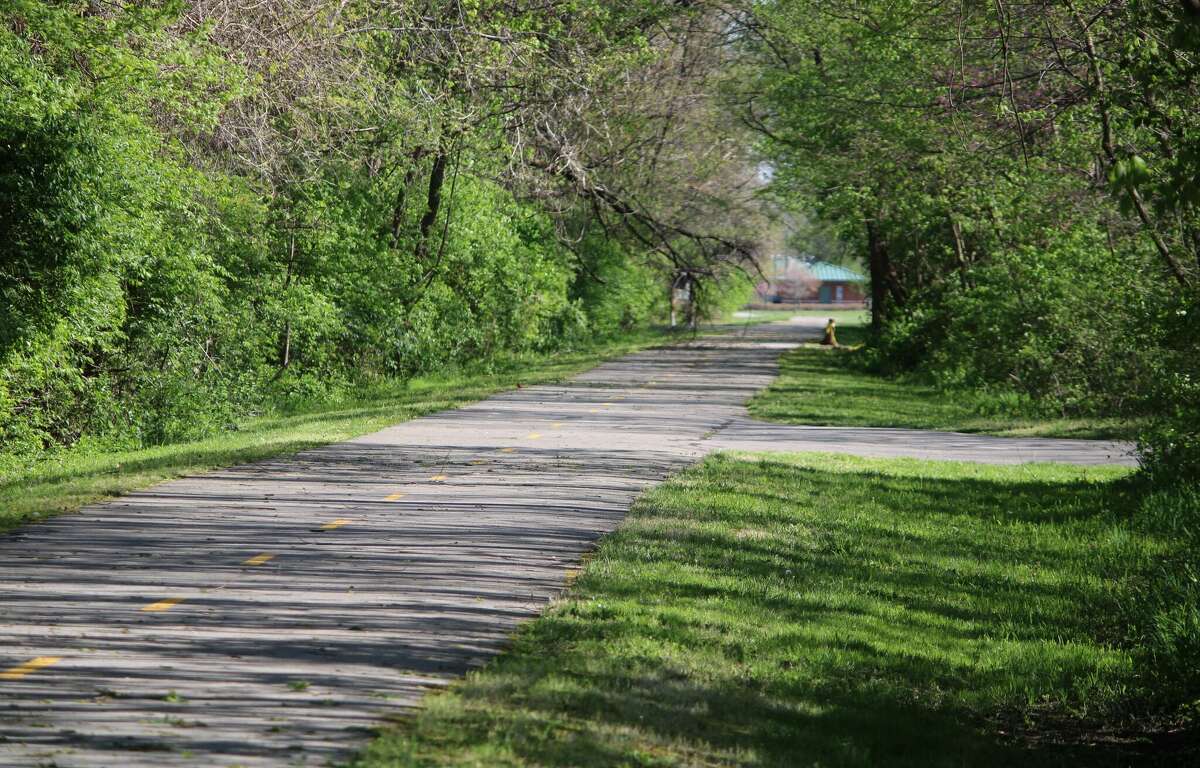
[820,318,838,347]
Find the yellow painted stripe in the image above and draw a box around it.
[321,519,352,530]
[602,402,613,407]
[0,656,60,681]
[499,447,516,453]
[142,598,184,613]
[588,408,599,414]
[384,492,406,501]
[243,553,275,566]
[526,433,542,439]
[551,422,563,429]
[430,474,448,481]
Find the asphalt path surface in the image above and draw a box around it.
[0,318,1134,767]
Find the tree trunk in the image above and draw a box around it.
[669,280,677,328]
[414,150,448,261]
[950,215,969,287]
[280,321,291,370]
[390,147,427,248]
[1188,223,1200,273]
[866,220,887,334]
[687,276,698,331]
[275,231,296,379]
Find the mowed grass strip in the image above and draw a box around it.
[727,309,869,326]
[357,453,1172,768]
[747,320,1138,440]
[0,329,675,532]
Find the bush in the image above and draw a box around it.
[0,4,727,466]
[1099,481,1200,719]
[1137,297,1200,483]
[879,224,1159,416]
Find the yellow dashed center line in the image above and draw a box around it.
[1,656,60,681]
[499,447,516,453]
[384,492,406,501]
[551,422,563,429]
[142,598,184,613]
[430,474,449,481]
[602,402,613,407]
[526,433,542,440]
[321,519,352,530]
[588,408,599,414]
[243,553,275,566]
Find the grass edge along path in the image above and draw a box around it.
[0,327,694,533]
[354,452,1196,768]
[747,317,1139,440]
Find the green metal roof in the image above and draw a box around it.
[805,261,865,282]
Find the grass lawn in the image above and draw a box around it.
[729,308,870,326]
[355,452,1190,768]
[747,317,1139,440]
[0,328,681,532]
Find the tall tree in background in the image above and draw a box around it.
[0,0,765,456]
[737,0,1199,471]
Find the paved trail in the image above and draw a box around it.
[0,319,1133,767]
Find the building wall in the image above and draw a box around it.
[817,281,865,303]
[754,257,867,305]
[758,279,864,303]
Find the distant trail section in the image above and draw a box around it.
[708,421,1133,465]
[0,318,1135,767]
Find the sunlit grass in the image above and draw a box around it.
[748,318,1139,440]
[726,308,870,326]
[357,453,1163,767]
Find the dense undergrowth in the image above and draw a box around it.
[749,1,1200,482]
[0,99,671,463]
[0,2,763,472]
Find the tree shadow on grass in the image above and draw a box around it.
[371,456,1190,767]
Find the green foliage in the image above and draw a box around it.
[1108,481,1200,711]
[894,228,1157,413]
[565,232,662,338]
[1138,297,1200,483]
[0,2,701,464]
[746,0,1200,478]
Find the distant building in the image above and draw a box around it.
[754,255,866,306]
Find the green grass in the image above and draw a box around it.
[748,317,1138,440]
[355,452,1192,768]
[0,328,679,532]
[728,308,870,326]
